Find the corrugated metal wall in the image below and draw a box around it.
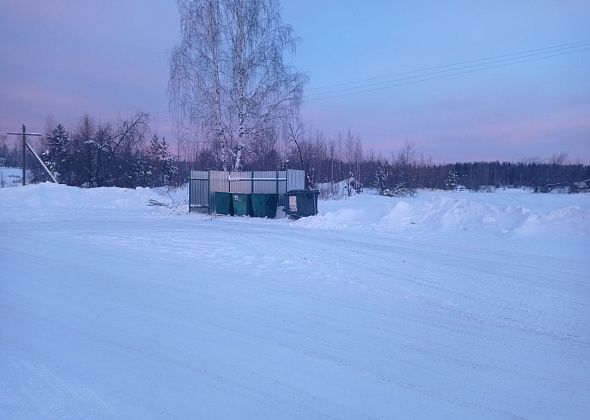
[252,171,281,193]
[277,171,288,194]
[208,171,229,213]
[229,171,252,194]
[189,169,305,214]
[189,170,210,213]
[287,169,305,191]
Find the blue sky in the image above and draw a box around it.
[1,0,589,162]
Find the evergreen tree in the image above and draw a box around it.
[42,124,70,183]
[444,168,459,190]
[146,134,179,187]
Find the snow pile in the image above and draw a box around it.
[298,190,589,237]
[515,205,589,235]
[2,183,586,238]
[151,184,190,213]
[381,197,588,236]
[0,182,168,211]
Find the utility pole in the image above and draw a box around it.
[7,124,56,185]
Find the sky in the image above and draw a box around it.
[1,0,589,163]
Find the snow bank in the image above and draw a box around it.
[0,182,168,211]
[2,184,587,239]
[297,189,589,238]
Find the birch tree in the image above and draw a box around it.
[169,0,307,170]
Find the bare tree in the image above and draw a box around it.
[327,138,337,182]
[169,0,307,171]
[550,152,568,165]
[344,129,356,170]
[286,117,306,169]
[397,141,416,166]
[342,129,363,182]
[353,135,363,183]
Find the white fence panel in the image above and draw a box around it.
[287,169,305,191]
[253,170,281,193]
[208,171,229,213]
[277,171,287,194]
[229,171,252,193]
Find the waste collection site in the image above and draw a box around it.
[1,182,588,419]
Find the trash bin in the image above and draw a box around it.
[285,190,319,218]
[232,193,253,217]
[214,192,233,216]
[251,193,278,218]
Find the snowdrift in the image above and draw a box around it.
[0,182,188,212]
[297,189,589,238]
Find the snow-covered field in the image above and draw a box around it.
[1,183,588,419]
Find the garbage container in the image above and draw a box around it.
[232,193,253,217]
[251,193,278,218]
[214,192,233,216]
[285,190,319,218]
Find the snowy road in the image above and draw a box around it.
[1,184,589,419]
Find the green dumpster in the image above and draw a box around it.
[232,193,253,216]
[251,193,278,218]
[285,190,319,218]
[214,192,233,216]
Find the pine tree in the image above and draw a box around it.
[445,169,459,190]
[145,135,178,187]
[42,124,70,183]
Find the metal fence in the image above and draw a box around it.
[189,169,305,213]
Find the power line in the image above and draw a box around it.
[305,46,590,102]
[304,44,590,103]
[305,39,590,94]
[305,42,590,99]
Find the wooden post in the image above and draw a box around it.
[22,125,26,186]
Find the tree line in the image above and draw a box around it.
[1,114,588,193]
[187,125,589,195]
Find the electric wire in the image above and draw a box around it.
[306,39,590,93]
[304,44,590,102]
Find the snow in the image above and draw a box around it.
[1,184,589,419]
[0,167,28,188]
[317,178,357,200]
[298,190,589,258]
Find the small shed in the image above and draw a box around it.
[189,169,306,214]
